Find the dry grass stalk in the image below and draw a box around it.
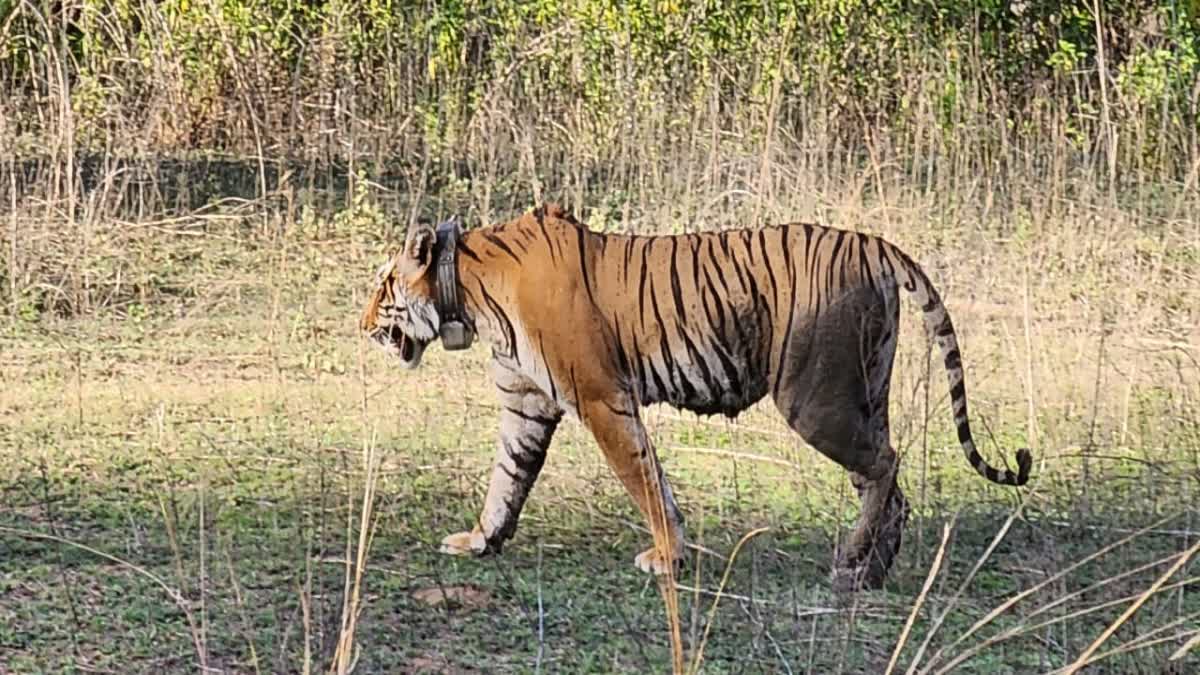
[671,445,807,472]
[886,521,953,675]
[917,511,1182,673]
[1061,537,1200,674]
[328,431,381,674]
[300,566,314,675]
[905,500,1026,674]
[688,526,771,674]
[1055,611,1200,673]
[1170,628,1200,661]
[929,576,1200,675]
[328,320,385,674]
[0,525,205,660]
[157,490,210,670]
[639,455,685,674]
[224,548,264,675]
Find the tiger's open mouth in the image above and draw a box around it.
[375,324,428,368]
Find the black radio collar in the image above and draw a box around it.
[434,216,475,350]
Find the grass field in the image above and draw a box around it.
[1,181,1198,673]
[3,1,1200,670]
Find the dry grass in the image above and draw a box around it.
[2,4,1200,670]
[1,167,1196,670]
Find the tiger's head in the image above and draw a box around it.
[360,223,440,369]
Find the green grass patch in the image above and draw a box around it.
[2,218,1198,673]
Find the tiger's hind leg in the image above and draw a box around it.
[832,452,910,592]
[777,388,909,593]
[772,284,908,591]
[441,365,563,558]
[836,290,910,592]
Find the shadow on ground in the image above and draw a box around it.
[3,459,1196,674]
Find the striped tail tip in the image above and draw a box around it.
[1014,447,1033,486]
[980,446,1033,486]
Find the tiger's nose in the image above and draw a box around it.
[359,303,378,333]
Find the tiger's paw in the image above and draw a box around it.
[634,546,683,576]
[439,530,487,557]
[831,562,880,594]
[831,548,892,594]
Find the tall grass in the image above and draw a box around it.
[3,2,1199,223]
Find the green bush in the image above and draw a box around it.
[2,0,1198,183]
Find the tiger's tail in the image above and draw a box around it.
[887,243,1032,487]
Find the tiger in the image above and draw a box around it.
[360,203,1032,591]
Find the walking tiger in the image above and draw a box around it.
[360,204,1031,591]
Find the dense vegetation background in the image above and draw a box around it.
[4,0,1200,315]
[4,0,1200,209]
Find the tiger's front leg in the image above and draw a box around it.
[580,395,686,575]
[440,367,563,557]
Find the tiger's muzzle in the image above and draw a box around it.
[371,324,429,369]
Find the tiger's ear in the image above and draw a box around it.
[404,224,436,270]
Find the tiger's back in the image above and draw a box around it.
[547,216,904,422]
